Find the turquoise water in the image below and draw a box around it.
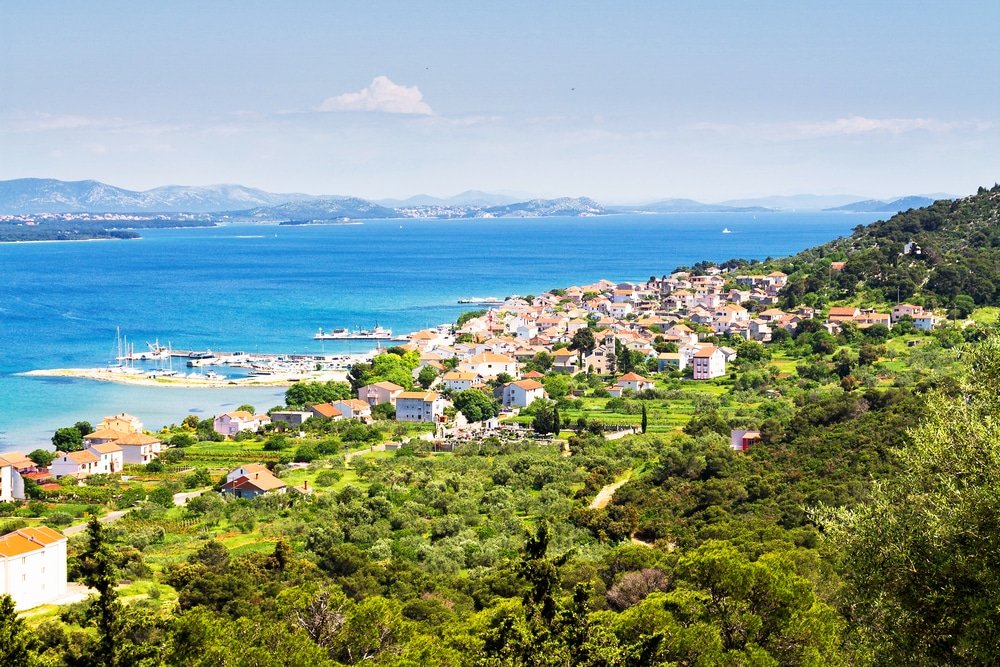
[0,212,879,449]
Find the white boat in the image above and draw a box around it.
[722,227,732,234]
[314,325,402,340]
[457,296,505,305]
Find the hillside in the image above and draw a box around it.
[0,178,318,214]
[778,185,1000,307]
[825,195,937,213]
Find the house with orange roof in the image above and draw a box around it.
[357,381,404,407]
[692,345,726,380]
[0,525,67,609]
[502,379,547,409]
[84,442,123,474]
[49,449,101,479]
[395,391,447,422]
[442,370,478,392]
[221,464,286,500]
[114,432,163,465]
[213,410,270,437]
[308,403,344,420]
[615,372,655,394]
[458,351,518,379]
[82,428,123,446]
[100,412,143,434]
[0,455,27,502]
[332,399,373,422]
[827,307,860,323]
[551,348,580,374]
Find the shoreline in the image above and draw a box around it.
[19,367,348,388]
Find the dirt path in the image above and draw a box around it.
[589,470,633,509]
[344,443,387,466]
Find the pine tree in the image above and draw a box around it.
[552,405,561,435]
[0,594,36,667]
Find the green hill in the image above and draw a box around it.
[778,184,1000,309]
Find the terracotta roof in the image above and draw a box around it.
[467,351,516,364]
[61,450,100,465]
[336,399,372,411]
[511,379,544,390]
[222,410,256,421]
[309,403,343,419]
[115,432,160,446]
[371,381,404,391]
[0,526,65,557]
[233,463,270,476]
[522,370,544,379]
[0,451,34,468]
[83,428,124,441]
[693,345,719,358]
[397,391,440,401]
[224,471,286,493]
[87,443,122,454]
[617,372,649,382]
[828,307,859,317]
[443,371,477,381]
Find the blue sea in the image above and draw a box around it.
[0,212,880,450]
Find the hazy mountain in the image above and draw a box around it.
[478,197,608,217]
[632,198,772,213]
[230,198,398,221]
[0,178,323,214]
[376,190,521,207]
[717,194,866,210]
[826,196,940,213]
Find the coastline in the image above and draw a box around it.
[20,367,348,387]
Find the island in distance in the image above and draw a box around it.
[0,177,958,242]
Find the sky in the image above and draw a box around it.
[1,1,998,202]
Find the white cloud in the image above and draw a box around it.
[318,76,433,115]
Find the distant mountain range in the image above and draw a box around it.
[0,178,320,214]
[824,196,938,213]
[0,178,955,218]
[629,198,772,214]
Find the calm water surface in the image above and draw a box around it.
[0,212,879,449]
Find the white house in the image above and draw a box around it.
[0,459,25,502]
[213,410,270,437]
[50,450,102,479]
[442,371,478,392]
[692,345,726,380]
[84,443,124,475]
[357,381,404,407]
[114,432,163,465]
[913,314,940,331]
[332,399,373,421]
[502,379,547,408]
[458,352,518,379]
[0,526,67,610]
[615,372,656,394]
[100,412,143,434]
[395,391,447,422]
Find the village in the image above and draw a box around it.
[1,265,947,612]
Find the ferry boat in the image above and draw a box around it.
[313,325,400,340]
[457,296,505,305]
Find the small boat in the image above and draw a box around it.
[205,371,225,381]
[722,227,732,234]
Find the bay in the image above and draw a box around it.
[0,211,880,450]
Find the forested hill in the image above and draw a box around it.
[778,184,1000,308]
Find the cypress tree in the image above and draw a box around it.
[641,403,648,433]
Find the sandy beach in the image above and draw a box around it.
[20,367,348,387]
